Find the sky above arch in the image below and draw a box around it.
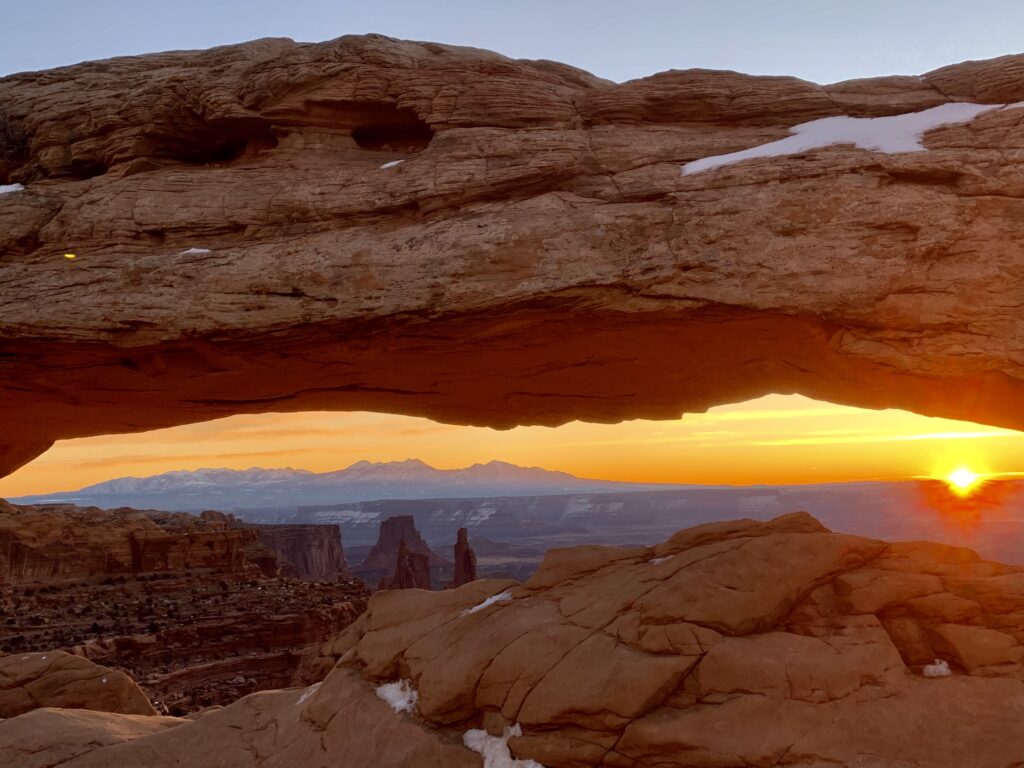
[3,0,1024,82]
[3,1,1024,495]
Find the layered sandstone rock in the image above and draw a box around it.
[0,503,269,583]
[353,516,448,588]
[4,39,1024,477]
[250,524,349,581]
[0,502,369,713]
[378,539,432,590]
[0,651,155,717]
[13,513,1024,767]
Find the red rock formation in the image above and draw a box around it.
[450,528,477,588]
[0,651,155,717]
[0,502,370,713]
[0,503,262,583]
[5,40,1024,478]
[353,515,447,588]
[379,539,432,591]
[18,513,1024,767]
[250,524,349,581]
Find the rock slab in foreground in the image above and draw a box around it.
[0,651,155,718]
[7,513,1024,766]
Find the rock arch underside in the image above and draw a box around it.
[3,36,1024,478]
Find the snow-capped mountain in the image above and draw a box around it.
[11,460,692,512]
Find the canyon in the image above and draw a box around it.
[0,501,367,713]
[8,512,1024,766]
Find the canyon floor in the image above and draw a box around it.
[6,512,1024,767]
[0,502,368,713]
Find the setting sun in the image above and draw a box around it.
[947,467,983,496]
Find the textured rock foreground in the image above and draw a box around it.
[0,651,155,718]
[8,513,1024,766]
[4,38,1024,475]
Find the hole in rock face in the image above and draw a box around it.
[147,118,279,166]
[351,116,434,152]
[67,159,108,180]
[298,100,435,153]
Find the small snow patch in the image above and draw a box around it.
[682,102,1020,176]
[463,724,545,768]
[462,590,513,617]
[375,679,418,714]
[101,677,107,684]
[40,656,47,660]
[649,556,672,565]
[380,160,405,169]
[0,183,24,195]
[923,659,951,678]
[296,681,321,706]
[178,247,212,255]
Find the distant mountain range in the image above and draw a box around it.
[10,459,697,512]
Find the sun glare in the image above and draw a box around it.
[946,467,982,496]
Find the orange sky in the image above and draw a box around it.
[1,393,1022,497]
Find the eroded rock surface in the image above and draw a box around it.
[0,651,155,717]
[450,527,478,588]
[354,515,448,588]
[4,39,1024,476]
[250,524,349,581]
[11,513,1024,767]
[0,502,369,713]
[0,503,265,582]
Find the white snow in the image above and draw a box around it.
[375,679,418,714]
[296,681,321,706]
[682,102,1020,176]
[923,659,952,678]
[178,247,212,255]
[101,677,107,684]
[380,160,405,169]
[463,724,546,768]
[0,183,24,195]
[649,556,672,565]
[462,590,513,616]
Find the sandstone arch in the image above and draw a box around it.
[3,36,1024,478]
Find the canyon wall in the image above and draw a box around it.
[3,39,1024,476]
[251,524,349,581]
[0,501,262,584]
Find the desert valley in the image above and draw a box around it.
[6,3,1024,766]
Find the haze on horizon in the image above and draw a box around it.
[3,394,1023,498]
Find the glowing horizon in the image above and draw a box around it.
[2,393,1024,499]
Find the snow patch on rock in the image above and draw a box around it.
[463,724,545,768]
[923,659,952,677]
[682,102,1020,175]
[649,556,672,565]
[178,247,212,255]
[462,590,512,616]
[296,681,321,706]
[0,183,24,195]
[380,160,405,169]
[375,679,418,714]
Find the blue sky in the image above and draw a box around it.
[2,0,1023,82]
